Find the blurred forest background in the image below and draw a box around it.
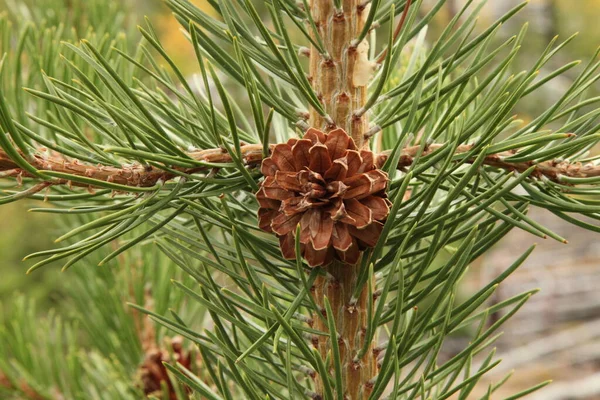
[1,0,600,398]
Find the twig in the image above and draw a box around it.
[0,142,599,192]
[376,0,412,64]
[0,144,267,189]
[382,143,600,182]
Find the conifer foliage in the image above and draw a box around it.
[2,0,600,399]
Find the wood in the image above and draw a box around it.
[307,0,371,146]
[2,142,599,191]
[307,1,376,398]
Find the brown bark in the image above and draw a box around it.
[307,1,377,398]
[307,0,370,146]
[0,144,268,189]
[311,260,375,400]
[1,143,598,192]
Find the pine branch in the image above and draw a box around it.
[2,0,600,397]
[389,142,600,183]
[0,144,266,189]
[2,142,599,192]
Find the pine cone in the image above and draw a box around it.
[257,128,391,267]
[139,336,194,399]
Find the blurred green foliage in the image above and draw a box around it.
[0,204,62,309]
[0,0,183,309]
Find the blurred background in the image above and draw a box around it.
[1,0,599,398]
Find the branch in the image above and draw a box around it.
[0,144,266,189]
[0,143,599,192]
[389,143,600,182]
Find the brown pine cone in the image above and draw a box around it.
[139,337,193,399]
[256,128,391,267]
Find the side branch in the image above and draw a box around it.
[0,143,599,191]
[0,145,267,188]
[385,143,600,182]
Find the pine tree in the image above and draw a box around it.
[1,0,600,399]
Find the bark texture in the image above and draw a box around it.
[307,1,377,398]
[1,142,596,192]
[308,0,372,145]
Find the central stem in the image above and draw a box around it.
[307,1,376,399]
[308,0,371,146]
